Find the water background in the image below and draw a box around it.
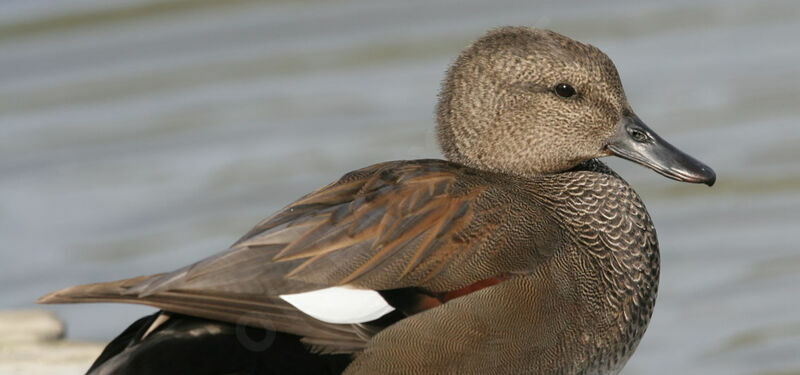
[1,0,799,373]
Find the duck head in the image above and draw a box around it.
[436,27,715,186]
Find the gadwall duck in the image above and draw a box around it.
[39,27,715,374]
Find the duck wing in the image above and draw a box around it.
[39,159,559,352]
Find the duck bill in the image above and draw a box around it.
[605,115,716,186]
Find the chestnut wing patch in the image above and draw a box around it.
[232,160,496,289]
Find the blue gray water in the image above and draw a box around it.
[1,0,799,373]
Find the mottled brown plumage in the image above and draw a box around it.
[343,160,658,374]
[438,27,627,176]
[39,26,714,374]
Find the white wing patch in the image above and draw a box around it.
[279,287,395,324]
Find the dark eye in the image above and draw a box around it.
[554,83,576,98]
[628,128,648,143]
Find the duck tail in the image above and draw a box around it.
[37,274,162,305]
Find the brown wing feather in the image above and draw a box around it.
[134,160,523,296]
[39,159,559,351]
[38,275,378,353]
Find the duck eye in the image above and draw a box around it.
[554,83,576,98]
[628,128,648,143]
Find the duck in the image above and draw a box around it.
[39,26,715,375]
